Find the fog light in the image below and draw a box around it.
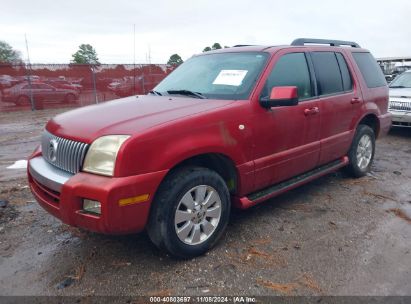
[83,199,101,215]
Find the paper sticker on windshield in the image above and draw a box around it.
[213,70,248,86]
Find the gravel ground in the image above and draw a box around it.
[0,109,410,297]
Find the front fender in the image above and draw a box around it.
[115,105,254,177]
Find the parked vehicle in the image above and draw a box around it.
[45,79,83,92]
[107,77,141,97]
[392,66,411,78]
[0,74,19,91]
[28,38,391,258]
[2,82,79,105]
[108,75,167,97]
[388,70,411,127]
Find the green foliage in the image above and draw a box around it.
[71,44,100,64]
[212,43,222,50]
[167,54,183,66]
[0,40,22,63]
[203,43,228,52]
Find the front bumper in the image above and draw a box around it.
[389,110,411,127]
[28,156,168,234]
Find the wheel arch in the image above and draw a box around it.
[164,152,239,195]
[357,113,380,137]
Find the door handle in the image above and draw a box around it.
[351,97,361,104]
[304,107,320,116]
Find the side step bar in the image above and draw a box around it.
[234,156,349,209]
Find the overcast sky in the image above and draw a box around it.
[1,0,410,64]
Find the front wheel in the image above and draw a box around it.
[345,125,375,177]
[147,167,230,258]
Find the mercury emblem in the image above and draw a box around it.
[48,139,58,162]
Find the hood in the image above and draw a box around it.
[389,87,411,98]
[46,95,235,143]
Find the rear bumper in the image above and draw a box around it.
[28,155,168,234]
[378,112,392,136]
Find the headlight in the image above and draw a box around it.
[83,135,130,176]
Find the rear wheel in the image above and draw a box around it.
[147,167,230,258]
[345,125,375,177]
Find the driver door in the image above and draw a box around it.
[251,51,321,190]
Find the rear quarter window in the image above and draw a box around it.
[352,52,387,88]
[335,53,353,91]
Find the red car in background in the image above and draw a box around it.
[2,82,79,105]
[45,79,83,92]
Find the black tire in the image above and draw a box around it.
[147,166,230,259]
[345,124,375,177]
[16,95,30,106]
[65,93,76,104]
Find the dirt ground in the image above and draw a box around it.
[0,109,410,297]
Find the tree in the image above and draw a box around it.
[212,43,222,50]
[0,40,22,63]
[203,43,226,52]
[167,54,183,66]
[71,44,100,64]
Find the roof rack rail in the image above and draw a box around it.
[291,38,360,48]
[233,44,255,47]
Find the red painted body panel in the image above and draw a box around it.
[28,44,391,234]
[29,161,168,234]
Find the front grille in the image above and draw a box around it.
[389,100,411,112]
[41,131,89,174]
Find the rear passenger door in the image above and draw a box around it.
[309,51,363,165]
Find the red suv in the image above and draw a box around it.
[28,38,391,258]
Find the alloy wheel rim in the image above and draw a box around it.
[356,134,373,170]
[174,185,222,246]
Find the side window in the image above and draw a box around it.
[335,53,353,91]
[352,52,387,88]
[311,52,343,95]
[263,53,312,100]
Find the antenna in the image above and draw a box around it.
[24,34,35,111]
[133,23,136,95]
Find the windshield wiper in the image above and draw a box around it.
[148,90,162,96]
[167,90,207,99]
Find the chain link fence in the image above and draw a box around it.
[0,63,174,112]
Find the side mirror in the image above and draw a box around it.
[260,86,299,108]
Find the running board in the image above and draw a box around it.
[234,156,349,209]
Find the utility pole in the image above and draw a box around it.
[24,34,35,111]
[91,65,98,104]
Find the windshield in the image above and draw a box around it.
[154,52,269,100]
[389,72,411,88]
